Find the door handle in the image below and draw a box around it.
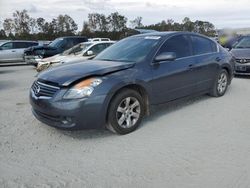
[188,64,194,70]
[216,57,221,62]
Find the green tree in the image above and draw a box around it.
[107,12,127,32]
[3,18,14,36]
[29,18,37,34]
[12,10,31,35]
[130,16,143,28]
[0,29,7,39]
[55,14,78,35]
[194,20,215,36]
[182,17,194,32]
[88,13,108,32]
[81,21,92,36]
[36,17,45,32]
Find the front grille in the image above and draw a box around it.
[32,81,60,98]
[235,59,250,64]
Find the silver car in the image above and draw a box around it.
[36,41,115,71]
[0,40,38,63]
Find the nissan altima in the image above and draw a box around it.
[30,32,235,134]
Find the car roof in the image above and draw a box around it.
[8,40,38,43]
[80,41,115,45]
[58,36,87,39]
[134,31,209,38]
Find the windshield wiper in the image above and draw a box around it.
[98,58,114,61]
[98,59,134,63]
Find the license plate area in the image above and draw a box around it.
[236,65,246,71]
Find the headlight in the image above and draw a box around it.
[63,78,102,99]
[51,60,61,64]
[38,62,49,66]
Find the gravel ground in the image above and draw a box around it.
[0,66,250,188]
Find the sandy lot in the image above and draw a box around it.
[0,66,250,188]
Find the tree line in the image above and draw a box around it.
[0,10,216,41]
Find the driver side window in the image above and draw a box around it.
[1,42,13,50]
[89,44,107,55]
[158,35,192,59]
[60,39,74,50]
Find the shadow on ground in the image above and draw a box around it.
[235,75,250,79]
[0,70,16,74]
[56,94,211,139]
[144,95,210,123]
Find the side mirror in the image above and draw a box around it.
[154,52,176,63]
[86,50,94,56]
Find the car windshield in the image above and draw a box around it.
[49,38,64,48]
[94,36,161,62]
[62,43,92,55]
[234,37,250,48]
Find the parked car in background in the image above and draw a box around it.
[36,41,115,72]
[88,38,110,42]
[231,36,250,75]
[24,36,88,66]
[224,36,243,50]
[30,32,234,134]
[0,40,38,63]
[38,40,51,46]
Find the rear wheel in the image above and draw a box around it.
[210,69,229,97]
[107,89,145,134]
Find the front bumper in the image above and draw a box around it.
[30,90,109,130]
[234,62,250,75]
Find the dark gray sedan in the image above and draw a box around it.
[231,36,250,75]
[30,32,235,134]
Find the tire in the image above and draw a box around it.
[209,69,229,97]
[107,89,145,135]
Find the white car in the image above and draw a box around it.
[36,41,115,72]
[88,38,110,42]
[0,40,38,63]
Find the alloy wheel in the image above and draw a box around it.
[116,97,141,128]
[217,72,228,94]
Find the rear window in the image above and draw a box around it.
[14,42,38,49]
[72,38,88,45]
[191,36,217,55]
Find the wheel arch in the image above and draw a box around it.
[106,83,151,122]
[221,64,233,84]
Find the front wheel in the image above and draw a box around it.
[107,89,145,134]
[210,69,229,97]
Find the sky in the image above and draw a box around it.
[0,0,250,30]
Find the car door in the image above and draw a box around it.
[0,42,15,62]
[151,34,197,104]
[190,35,220,92]
[12,42,27,61]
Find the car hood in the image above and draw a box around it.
[60,55,92,64]
[40,54,65,62]
[231,49,250,59]
[38,60,135,86]
[26,45,56,52]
